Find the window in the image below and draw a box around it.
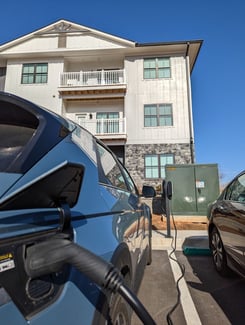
[96,112,119,134]
[144,57,170,79]
[97,142,128,190]
[0,124,36,172]
[227,173,245,202]
[145,154,174,179]
[144,104,173,127]
[21,63,48,84]
[121,164,137,194]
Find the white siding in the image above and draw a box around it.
[66,34,128,50]
[2,36,59,53]
[2,33,128,55]
[66,58,123,73]
[4,58,64,114]
[125,56,190,144]
[65,99,124,122]
[0,20,200,159]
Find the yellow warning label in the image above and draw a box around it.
[0,253,13,261]
[0,253,15,272]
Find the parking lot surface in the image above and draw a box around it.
[132,230,245,325]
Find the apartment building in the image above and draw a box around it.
[0,19,202,189]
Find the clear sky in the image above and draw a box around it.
[1,0,244,185]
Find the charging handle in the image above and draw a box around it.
[24,238,156,325]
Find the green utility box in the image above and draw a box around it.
[165,164,220,215]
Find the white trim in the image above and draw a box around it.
[168,250,202,325]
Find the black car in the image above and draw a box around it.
[208,171,245,278]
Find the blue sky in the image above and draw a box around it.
[1,0,244,185]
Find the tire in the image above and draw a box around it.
[210,227,229,276]
[107,292,131,325]
[93,289,131,325]
[93,246,132,325]
[106,262,132,325]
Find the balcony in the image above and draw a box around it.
[59,69,126,99]
[78,117,127,141]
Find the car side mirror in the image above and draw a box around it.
[142,185,156,198]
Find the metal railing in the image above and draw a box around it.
[78,118,126,136]
[60,69,125,87]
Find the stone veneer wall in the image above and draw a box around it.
[125,143,193,190]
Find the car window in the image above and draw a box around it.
[97,142,128,191]
[0,124,36,172]
[229,173,245,202]
[71,124,97,164]
[120,162,138,195]
[224,182,233,200]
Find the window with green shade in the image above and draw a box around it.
[21,63,48,84]
[145,153,174,179]
[96,112,119,134]
[145,155,159,178]
[144,57,170,79]
[144,104,173,127]
[160,154,174,178]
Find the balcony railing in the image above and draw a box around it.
[78,118,126,137]
[60,69,125,87]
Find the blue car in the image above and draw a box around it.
[0,92,155,324]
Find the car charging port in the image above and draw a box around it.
[24,237,156,325]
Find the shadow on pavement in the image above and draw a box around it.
[131,251,186,325]
[177,239,245,325]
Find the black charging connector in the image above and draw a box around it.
[25,238,156,325]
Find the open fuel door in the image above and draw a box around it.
[0,162,84,320]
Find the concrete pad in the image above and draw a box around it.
[152,230,209,251]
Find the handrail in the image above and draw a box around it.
[77,118,126,136]
[60,69,125,87]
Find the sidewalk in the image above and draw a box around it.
[152,215,209,251]
[152,229,209,250]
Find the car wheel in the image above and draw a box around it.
[107,292,131,325]
[210,227,229,275]
[93,249,132,325]
[107,259,132,325]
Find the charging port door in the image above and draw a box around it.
[0,208,71,320]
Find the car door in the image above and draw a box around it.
[96,142,143,262]
[220,173,245,267]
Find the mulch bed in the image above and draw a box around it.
[152,214,208,231]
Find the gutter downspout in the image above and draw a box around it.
[185,42,195,163]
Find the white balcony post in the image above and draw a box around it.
[101,70,104,85]
[119,118,122,134]
[59,72,63,86]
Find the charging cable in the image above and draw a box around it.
[165,210,185,325]
[25,238,156,325]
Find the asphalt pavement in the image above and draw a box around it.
[131,228,245,325]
